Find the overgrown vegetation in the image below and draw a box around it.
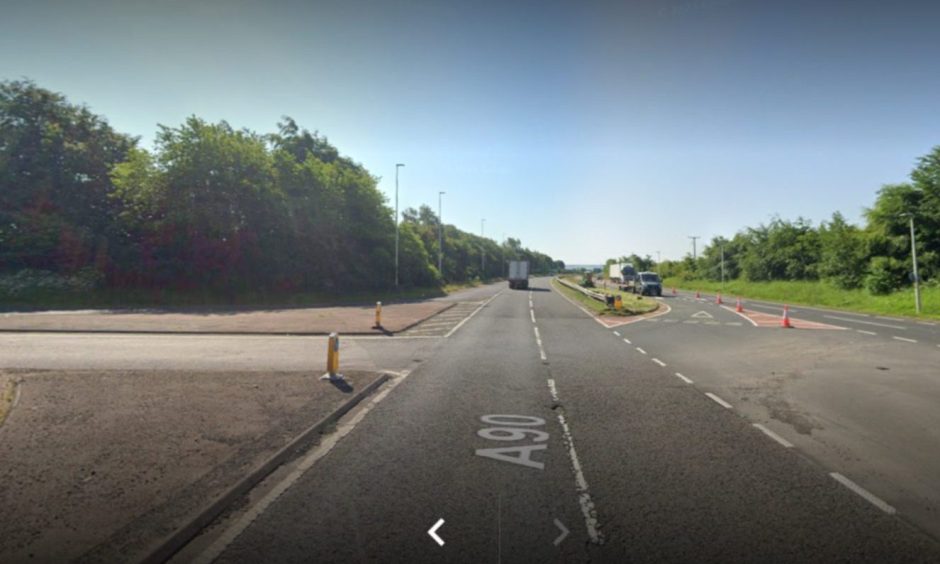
[0,80,563,305]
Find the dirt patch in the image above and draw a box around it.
[0,368,384,562]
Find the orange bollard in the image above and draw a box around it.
[781,305,793,328]
[672,287,678,296]
[695,290,701,299]
[735,297,743,313]
[716,292,723,305]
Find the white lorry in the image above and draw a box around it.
[508,260,530,290]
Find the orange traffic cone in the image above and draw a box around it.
[695,290,701,299]
[735,297,743,313]
[672,287,677,296]
[781,305,792,328]
[716,293,723,305]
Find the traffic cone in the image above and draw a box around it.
[695,290,701,299]
[716,293,723,305]
[735,297,743,313]
[672,287,677,296]
[781,305,792,328]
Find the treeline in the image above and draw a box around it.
[0,80,562,299]
[651,147,940,295]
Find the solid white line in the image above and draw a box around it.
[830,473,896,514]
[705,392,732,409]
[753,423,794,448]
[893,336,917,343]
[635,347,647,355]
[444,291,503,338]
[675,372,693,384]
[824,315,906,330]
[856,330,877,336]
[719,305,759,327]
[555,410,604,544]
[613,331,620,337]
[192,370,411,563]
[652,358,666,367]
[622,338,631,344]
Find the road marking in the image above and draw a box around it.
[683,320,700,324]
[636,347,647,355]
[444,291,503,338]
[917,321,936,326]
[705,393,732,409]
[823,315,906,330]
[725,322,743,326]
[192,369,411,563]
[652,358,666,367]
[675,372,693,384]
[704,321,720,325]
[892,336,917,343]
[428,518,445,546]
[691,311,713,319]
[622,338,631,344]
[856,330,877,336]
[613,331,620,337]
[720,305,759,327]
[530,310,536,323]
[546,378,603,545]
[830,473,896,514]
[533,326,547,361]
[753,423,794,448]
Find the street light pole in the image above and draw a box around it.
[720,244,726,286]
[908,214,922,314]
[394,163,404,287]
[688,236,700,261]
[438,191,446,278]
[481,218,486,279]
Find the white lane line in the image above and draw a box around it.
[917,321,936,326]
[613,331,621,337]
[635,347,647,355]
[623,338,631,344]
[533,326,547,361]
[192,370,412,563]
[545,380,604,545]
[530,310,536,323]
[651,358,666,367]
[445,291,503,338]
[823,315,906,330]
[753,424,794,448]
[705,393,732,409]
[830,473,896,514]
[675,372,693,384]
[893,336,918,343]
[856,330,877,336]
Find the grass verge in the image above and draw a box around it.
[552,277,658,316]
[663,278,940,320]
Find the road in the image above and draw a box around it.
[179,277,940,563]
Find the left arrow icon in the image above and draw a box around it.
[428,518,445,546]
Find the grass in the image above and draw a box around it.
[662,277,940,320]
[552,277,659,316]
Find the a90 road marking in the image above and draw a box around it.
[475,414,548,470]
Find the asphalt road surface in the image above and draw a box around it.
[185,277,940,563]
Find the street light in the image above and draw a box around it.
[481,218,486,279]
[438,191,446,278]
[720,244,726,286]
[901,213,922,314]
[688,236,700,261]
[394,163,404,287]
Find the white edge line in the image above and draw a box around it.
[830,472,896,514]
[705,392,732,409]
[651,358,666,367]
[719,304,759,327]
[856,330,877,336]
[675,372,693,384]
[892,336,917,343]
[444,291,503,338]
[752,423,794,448]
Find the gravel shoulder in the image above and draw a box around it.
[0,368,385,562]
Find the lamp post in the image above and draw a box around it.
[481,218,486,279]
[438,191,446,278]
[394,163,405,287]
[688,236,700,260]
[902,213,922,314]
[720,244,726,286]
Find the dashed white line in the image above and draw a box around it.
[675,372,693,384]
[705,393,732,409]
[856,330,877,336]
[635,347,647,355]
[824,315,906,329]
[753,423,794,448]
[623,338,631,344]
[530,310,536,323]
[651,358,666,367]
[830,473,896,514]
[893,336,917,343]
[533,326,547,361]
[613,331,621,337]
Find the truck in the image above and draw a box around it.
[615,263,638,292]
[508,260,530,290]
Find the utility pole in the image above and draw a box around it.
[394,163,404,287]
[688,236,700,261]
[438,191,446,278]
[720,244,726,285]
[906,214,922,314]
[481,218,486,279]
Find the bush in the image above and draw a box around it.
[0,268,102,298]
[865,257,903,295]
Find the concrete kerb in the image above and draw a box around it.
[134,371,391,564]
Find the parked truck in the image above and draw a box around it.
[508,260,530,290]
[616,263,638,292]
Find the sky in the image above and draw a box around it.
[2,0,939,264]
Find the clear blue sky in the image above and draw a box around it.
[3,0,939,264]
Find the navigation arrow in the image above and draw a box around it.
[428,518,445,547]
[691,311,713,319]
[553,518,569,546]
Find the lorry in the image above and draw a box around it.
[508,260,530,290]
[615,263,637,292]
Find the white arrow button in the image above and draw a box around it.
[428,518,445,547]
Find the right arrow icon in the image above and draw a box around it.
[553,518,569,546]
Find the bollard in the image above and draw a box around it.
[321,332,344,380]
[374,301,382,329]
[614,295,623,310]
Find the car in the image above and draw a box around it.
[635,271,663,296]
